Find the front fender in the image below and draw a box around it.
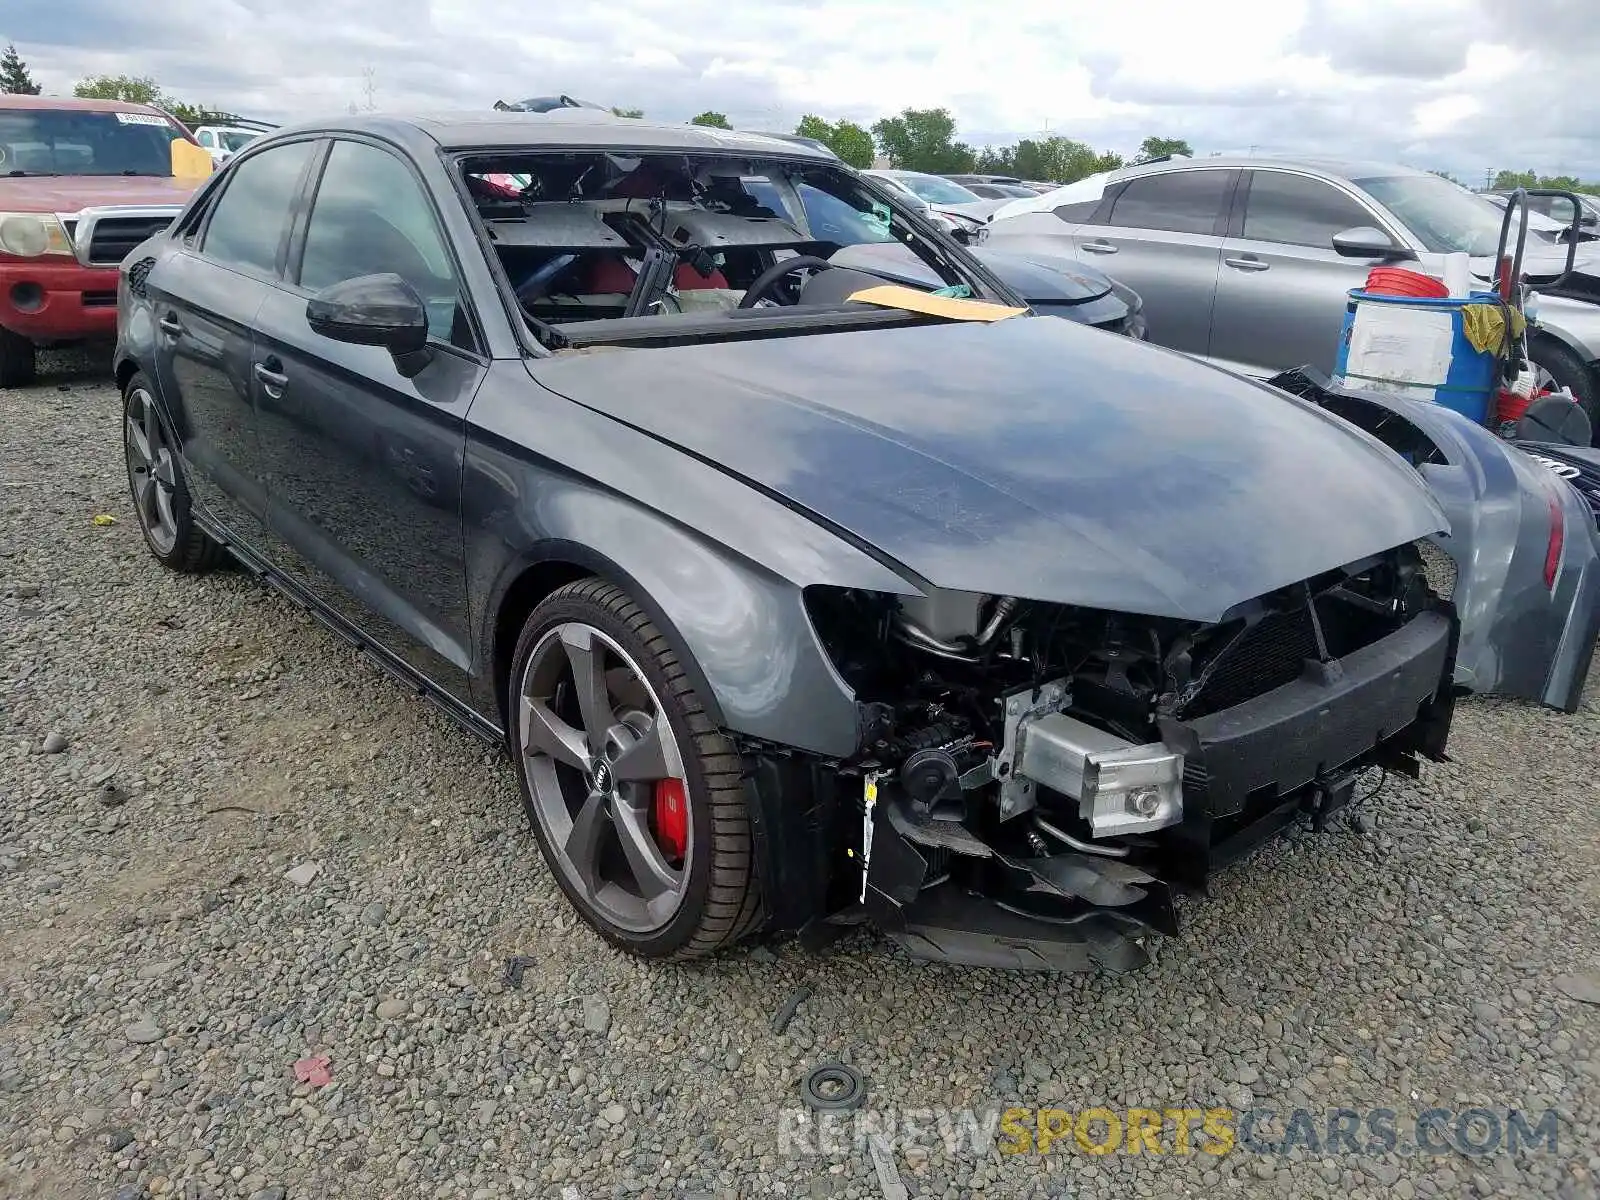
[1273,368,1600,711]
[462,364,918,757]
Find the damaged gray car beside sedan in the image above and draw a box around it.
[113,115,1600,973]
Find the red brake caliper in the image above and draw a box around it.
[653,778,688,864]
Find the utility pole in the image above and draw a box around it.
[362,66,377,112]
[1484,167,1494,190]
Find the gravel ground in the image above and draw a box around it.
[2,349,1598,1200]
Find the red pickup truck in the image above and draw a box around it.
[0,95,202,386]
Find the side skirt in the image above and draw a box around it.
[194,512,507,749]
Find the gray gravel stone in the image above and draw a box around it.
[39,730,67,754]
[124,1020,163,1045]
[1554,972,1600,1005]
[1,362,1596,1200]
[582,995,611,1034]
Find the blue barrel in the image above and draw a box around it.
[1332,289,1501,425]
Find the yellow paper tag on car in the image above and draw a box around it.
[845,284,1026,322]
[170,138,215,180]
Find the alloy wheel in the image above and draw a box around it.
[518,621,691,933]
[124,387,179,556]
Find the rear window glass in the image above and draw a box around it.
[1108,170,1230,235]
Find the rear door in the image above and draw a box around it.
[250,136,485,703]
[1210,169,1393,376]
[1072,168,1236,357]
[144,137,319,550]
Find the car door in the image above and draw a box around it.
[143,137,320,551]
[250,136,486,703]
[1209,169,1394,376]
[1070,168,1237,357]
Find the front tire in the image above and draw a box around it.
[0,327,36,389]
[1527,335,1598,443]
[509,579,762,960]
[122,373,225,573]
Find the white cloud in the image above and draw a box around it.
[10,0,1600,179]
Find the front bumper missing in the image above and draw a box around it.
[859,609,1456,972]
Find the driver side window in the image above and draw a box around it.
[297,140,467,346]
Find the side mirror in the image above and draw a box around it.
[1332,226,1416,262]
[949,224,974,245]
[306,273,433,377]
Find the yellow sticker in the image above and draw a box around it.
[170,138,215,181]
[846,284,1027,322]
[865,779,878,803]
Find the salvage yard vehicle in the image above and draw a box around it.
[192,120,273,167]
[0,95,201,386]
[985,155,1600,438]
[113,115,1597,972]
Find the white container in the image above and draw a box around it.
[1441,252,1472,298]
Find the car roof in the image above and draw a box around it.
[263,112,837,161]
[1120,153,1430,183]
[0,94,171,116]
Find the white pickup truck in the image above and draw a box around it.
[191,123,268,166]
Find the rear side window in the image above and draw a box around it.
[1242,171,1375,248]
[201,140,316,275]
[1108,171,1230,235]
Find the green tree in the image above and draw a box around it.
[612,106,644,119]
[0,43,41,95]
[794,114,874,168]
[973,145,1015,174]
[74,74,164,105]
[1493,169,1538,190]
[870,107,974,174]
[1135,135,1193,162]
[690,111,731,129]
[1008,136,1112,184]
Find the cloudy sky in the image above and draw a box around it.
[9,0,1599,181]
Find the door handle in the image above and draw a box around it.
[253,361,288,394]
[1224,256,1270,272]
[1081,240,1118,255]
[158,313,183,336]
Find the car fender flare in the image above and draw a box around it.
[472,519,863,759]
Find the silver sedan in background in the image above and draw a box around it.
[986,155,1600,434]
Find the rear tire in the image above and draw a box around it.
[1527,335,1598,444]
[122,373,226,573]
[0,328,37,389]
[508,579,762,960]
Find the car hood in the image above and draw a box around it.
[531,317,1446,622]
[0,174,198,213]
[932,198,1007,221]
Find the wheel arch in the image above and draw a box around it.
[114,353,143,393]
[485,540,730,738]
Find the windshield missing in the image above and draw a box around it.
[460,150,1003,350]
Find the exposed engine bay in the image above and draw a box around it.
[793,547,1457,971]
[458,150,984,348]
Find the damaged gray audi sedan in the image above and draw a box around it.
[114,115,1599,971]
